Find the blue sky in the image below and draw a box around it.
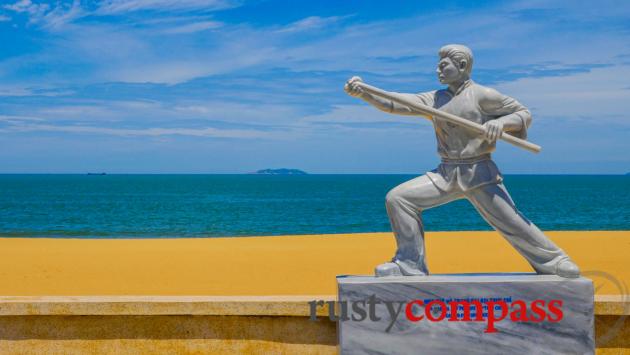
[0,0,629,174]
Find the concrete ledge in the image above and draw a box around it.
[0,295,336,316]
[0,295,627,354]
[0,295,626,316]
[0,315,338,355]
[594,295,630,315]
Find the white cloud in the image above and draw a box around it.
[297,104,435,137]
[40,0,83,29]
[0,14,11,21]
[3,0,44,13]
[4,0,235,30]
[0,85,74,97]
[0,96,305,137]
[97,0,238,14]
[277,16,348,33]
[101,43,278,84]
[3,0,50,22]
[0,114,45,122]
[300,104,407,124]
[495,64,630,123]
[38,104,115,119]
[163,20,222,34]
[5,123,274,138]
[0,86,32,96]
[3,0,83,29]
[172,102,298,123]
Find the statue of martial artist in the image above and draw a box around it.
[344,44,580,278]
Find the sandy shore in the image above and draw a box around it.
[0,231,627,296]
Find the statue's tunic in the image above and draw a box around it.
[384,81,569,276]
[412,80,531,191]
[417,80,530,160]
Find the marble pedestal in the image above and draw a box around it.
[337,274,594,355]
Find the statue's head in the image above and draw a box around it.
[436,44,473,85]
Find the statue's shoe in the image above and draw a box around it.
[375,262,402,277]
[555,259,580,279]
[375,260,427,277]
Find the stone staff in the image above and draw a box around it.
[354,81,542,153]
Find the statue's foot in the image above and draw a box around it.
[555,259,580,278]
[375,260,427,277]
[375,262,402,277]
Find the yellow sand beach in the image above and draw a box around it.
[0,231,627,296]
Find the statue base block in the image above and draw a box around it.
[337,274,594,355]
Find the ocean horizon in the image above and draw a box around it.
[1,173,627,175]
[1,174,628,238]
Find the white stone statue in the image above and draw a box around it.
[344,44,580,278]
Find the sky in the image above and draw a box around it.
[0,0,629,174]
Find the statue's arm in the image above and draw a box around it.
[479,88,532,139]
[362,92,433,116]
[344,76,434,116]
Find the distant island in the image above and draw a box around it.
[253,168,307,175]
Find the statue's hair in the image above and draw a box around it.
[438,44,473,75]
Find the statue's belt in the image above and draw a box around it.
[440,154,491,164]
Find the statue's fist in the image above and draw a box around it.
[344,76,365,97]
[483,120,504,142]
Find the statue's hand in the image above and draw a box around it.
[344,76,365,98]
[483,120,504,142]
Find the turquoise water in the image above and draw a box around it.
[0,174,628,238]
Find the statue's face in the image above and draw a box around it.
[436,57,465,84]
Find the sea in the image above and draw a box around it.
[0,174,628,238]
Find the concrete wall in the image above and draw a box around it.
[0,295,627,354]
